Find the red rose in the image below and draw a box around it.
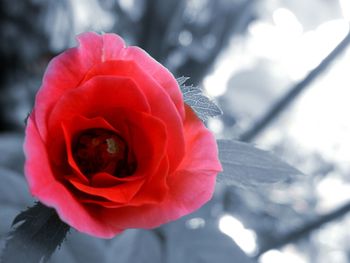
[24,32,222,238]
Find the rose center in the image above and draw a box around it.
[72,129,136,177]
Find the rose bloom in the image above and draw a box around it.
[24,32,222,238]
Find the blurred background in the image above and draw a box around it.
[1,0,350,262]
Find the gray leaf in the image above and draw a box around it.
[177,77,222,121]
[217,140,301,188]
[176,76,190,87]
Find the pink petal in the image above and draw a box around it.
[177,106,223,172]
[67,177,144,203]
[35,32,106,140]
[123,46,185,120]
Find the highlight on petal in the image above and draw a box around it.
[101,33,126,61]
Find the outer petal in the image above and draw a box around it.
[35,32,106,140]
[24,115,123,238]
[99,106,222,229]
[102,33,185,119]
[122,45,185,120]
[175,106,223,173]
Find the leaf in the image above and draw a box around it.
[176,76,190,87]
[1,202,70,263]
[177,77,222,121]
[217,140,301,187]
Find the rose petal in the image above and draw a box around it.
[176,106,223,173]
[127,158,169,206]
[103,109,168,176]
[24,114,123,238]
[102,33,185,119]
[100,33,125,62]
[35,32,106,140]
[91,172,142,186]
[79,199,125,208]
[80,158,169,208]
[67,177,144,204]
[122,45,185,120]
